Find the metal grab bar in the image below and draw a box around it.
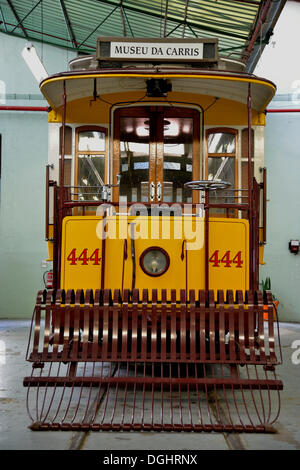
[45,164,54,240]
[259,167,267,244]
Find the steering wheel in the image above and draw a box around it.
[184,180,231,191]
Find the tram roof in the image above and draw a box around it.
[40,69,276,112]
[0,0,286,73]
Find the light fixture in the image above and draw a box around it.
[140,247,170,277]
[146,79,172,97]
[21,43,48,83]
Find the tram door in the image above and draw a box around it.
[113,106,200,204]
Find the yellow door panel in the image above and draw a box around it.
[61,217,103,291]
[209,219,249,294]
[60,215,249,295]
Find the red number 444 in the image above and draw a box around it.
[67,248,101,265]
[209,250,243,268]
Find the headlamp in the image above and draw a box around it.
[140,247,170,277]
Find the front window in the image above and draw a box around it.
[75,127,106,203]
[206,128,237,216]
[114,106,200,204]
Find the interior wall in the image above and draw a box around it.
[255,1,300,322]
[0,32,75,318]
[260,111,300,322]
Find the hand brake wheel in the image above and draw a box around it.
[184,180,231,191]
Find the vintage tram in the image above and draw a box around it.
[24,37,282,432]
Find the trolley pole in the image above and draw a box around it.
[247,83,253,290]
[58,80,67,286]
[60,80,66,208]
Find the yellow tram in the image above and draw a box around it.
[24,37,282,432]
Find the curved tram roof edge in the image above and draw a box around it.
[40,69,276,112]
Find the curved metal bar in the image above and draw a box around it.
[184,179,231,191]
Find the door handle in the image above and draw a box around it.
[150,181,155,201]
[157,181,162,201]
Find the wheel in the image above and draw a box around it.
[184,180,231,191]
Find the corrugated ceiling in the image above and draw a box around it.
[0,0,287,71]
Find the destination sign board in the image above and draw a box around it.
[97,38,218,63]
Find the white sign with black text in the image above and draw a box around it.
[110,41,204,60]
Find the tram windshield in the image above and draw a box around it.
[115,107,199,204]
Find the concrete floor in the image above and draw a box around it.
[0,320,299,450]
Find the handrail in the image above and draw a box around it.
[259,167,267,244]
[45,164,54,240]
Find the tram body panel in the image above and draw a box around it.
[60,215,249,295]
[47,92,265,126]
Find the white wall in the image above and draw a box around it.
[0,33,76,318]
[254,1,300,96]
[254,2,300,322]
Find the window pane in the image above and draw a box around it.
[163,117,193,203]
[208,156,235,188]
[208,132,235,153]
[208,156,235,213]
[78,131,105,152]
[119,116,150,203]
[77,154,105,201]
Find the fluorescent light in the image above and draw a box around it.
[21,43,48,83]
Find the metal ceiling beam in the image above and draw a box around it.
[243,0,272,62]
[163,0,168,37]
[2,20,95,53]
[166,22,182,38]
[11,0,43,33]
[6,0,29,38]
[59,0,77,47]
[122,6,134,37]
[77,5,119,48]
[119,0,127,37]
[0,5,8,32]
[245,0,287,72]
[182,0,190,37]
[231,0,260,5]
[95,0,250,41]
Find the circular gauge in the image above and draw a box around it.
[139,247,170,277]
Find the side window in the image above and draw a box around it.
[75,127,107,202]
[206,128,238,216]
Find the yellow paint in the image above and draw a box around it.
[60,215,249,296]
[259,227,266,265]
[61,217,103,291]
[208,219,249,292]
[48,91,263,126]
[42,72,276,93]
[47,225,54,261]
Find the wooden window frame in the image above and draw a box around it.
[113,105,200,204]
[75,125,108,188]
[205,127,238,217]
[205,127,238,184]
